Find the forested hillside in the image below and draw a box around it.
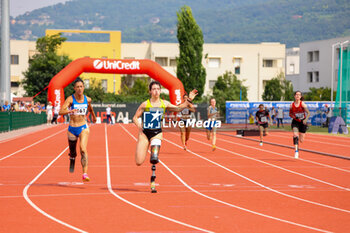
[9,0,350,47]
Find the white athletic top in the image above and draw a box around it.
[106,107,111,115]
[47,105,53,115]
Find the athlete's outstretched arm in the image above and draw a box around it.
[166,89,198,112]
[59,96,75,115]
[87,97,97,123]
[133,102,146,131]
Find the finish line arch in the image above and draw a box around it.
[48,57,185,107]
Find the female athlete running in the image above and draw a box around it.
[206,98,219,151]
[132,81,197,192]
[59,77,97,181]
[289,91,310,158]
[255,104,272,146]
[178,93,196,150]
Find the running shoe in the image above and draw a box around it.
[183,146,187,151]
[151,181,157,193]
[259,142,263,146]
[82,173,90,182]
[212,145,216,151]
[294,151,299,159]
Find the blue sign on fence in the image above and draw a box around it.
[226,101,332,126]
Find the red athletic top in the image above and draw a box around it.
[290,101,305,122]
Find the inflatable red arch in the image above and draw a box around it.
[48,57,185,107]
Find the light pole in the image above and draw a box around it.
[331,42,340,107]
[339,40,349,116]
[1,0,11,105]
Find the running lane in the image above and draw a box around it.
[117,124,335,233]
[23,124,213,233]
[161,129,350,233]
[0,125,73,232]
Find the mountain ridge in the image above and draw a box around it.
[9,0,350,47]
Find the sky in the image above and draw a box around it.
[10,0,71,17]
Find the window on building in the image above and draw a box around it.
[289,64,295,74]
[155,57,168,66]
[209,80,216,89]
[208,58,221,68]
[307,52,313,62]
[169,58,177,67]
[11,55,19,65]
[307,72,313,83]
[84,79,90,88]
[11,82,19,87]
[314,51,319,62]
[262,59,274,67]
[234,67,240,75]
[314,71,319,82]
[233,57,241,74]
[101,79,107,92]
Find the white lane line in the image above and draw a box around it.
[121,125,333,233]
[106,124,214,233]
[0,128,66,161]
[193,132,350,173]
[167,134,350,213]
[23,146,88,233]
[195,137,350,190]
[0,124,61,144]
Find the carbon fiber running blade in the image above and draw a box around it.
[69,158,75,173]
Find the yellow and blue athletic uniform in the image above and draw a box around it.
[68,95,89,137]
[142,99,166,141]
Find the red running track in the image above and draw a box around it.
[0,123,349,233]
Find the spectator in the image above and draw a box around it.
[276,107,284,128]
[46,101,53,125]
[325,105,333,127]
[106,104,112,124]
[249,113,255,124]
[51,104,60,124]
[10,103,16,112]
[2,101,11,111]
[271,107,276,124]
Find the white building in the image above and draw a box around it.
[10,40,37,96]
[123,42,285,101]
[11,40,285,101]
[286,36,350,93]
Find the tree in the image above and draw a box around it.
[262,72,294,101]
[22,33,72,104]
[84,78,105,103]
[304,87,335,101]
[212,71,248,118]
[176,6,206,97]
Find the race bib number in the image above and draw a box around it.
[182,108,190,115]
[295,113,305,119]
[260,116,267,123]
[74,104,88,115]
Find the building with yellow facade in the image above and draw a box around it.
[46,29,122,94]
